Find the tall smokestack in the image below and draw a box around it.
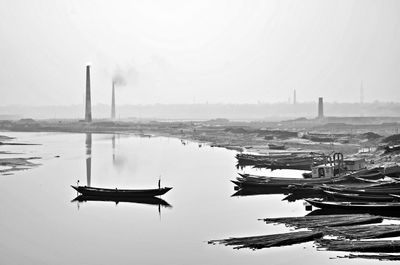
[85,65,92,122]
[318,97,324,119]
[111,81,116,119]
[293,89,296,104]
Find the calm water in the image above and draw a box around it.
[0,132,381,265]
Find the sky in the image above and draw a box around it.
[0,0,399,106]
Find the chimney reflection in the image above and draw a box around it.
[112,134,116,163]
[85,133,92,187]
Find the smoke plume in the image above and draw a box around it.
[112,65,138,87]
[112,72,127,86]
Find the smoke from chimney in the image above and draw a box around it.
[112,73,126,86]
[110,71,128,120]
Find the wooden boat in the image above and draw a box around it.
[233,173,352,188]
[355,170,384,180]
[71,185,172,197]
[322,178,400,190]
[321,183,400,195]
[306,198,400,211]
[323,190,400,202]
[235,153,324,169]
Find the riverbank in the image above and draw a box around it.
[1,118,399,167]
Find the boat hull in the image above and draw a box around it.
[323,190,400,202]
[71,186,172,197]
[306,199,400,211]
[234,173,352,188]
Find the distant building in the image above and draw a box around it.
[293,89,296,105]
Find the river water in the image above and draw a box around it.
[0,132,381,265]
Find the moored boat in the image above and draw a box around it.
[321,183,400,195]
[233,173,352,188]
[306,198,400,211]
[71,185,172,197]
[323,190,400,202]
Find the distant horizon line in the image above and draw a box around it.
[1,100,399,108]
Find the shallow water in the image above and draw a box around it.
[0,132,384,265]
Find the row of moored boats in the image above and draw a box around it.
[233,160,400,212]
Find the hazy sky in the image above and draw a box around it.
[1,0,399,106]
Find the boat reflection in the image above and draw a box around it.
[231,183,324,202]
[282,189,324,202]
[72,195,172,207]
[231,186,289,197]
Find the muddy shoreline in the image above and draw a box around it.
[0,135,41,175]
[1,118,399,168]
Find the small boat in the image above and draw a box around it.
[233,173,351,188]
[306,198,400,211]
[71,185,172,197]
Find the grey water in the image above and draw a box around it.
[0,132,379,265]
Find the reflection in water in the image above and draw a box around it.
[236,164,245,170]
[112,134,115,163]
[72,195,172,208]
[282,189,324,202]
[72,195,172,217]
[85,133,92,187]
[231,186,289,197]
[79,134,172,216]
[2,132,356,264]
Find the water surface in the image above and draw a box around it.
[0,132,382,265]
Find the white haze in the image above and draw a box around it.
[0,0,399,107]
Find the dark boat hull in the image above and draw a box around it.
[323,190,399,202]
[322,185,400,196]
[233,173,352,188]
[71,186,172,197]
[306,199,400,211]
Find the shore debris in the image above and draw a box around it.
[341,253,400,261]
[317,239,400,253]
[210,213,400,259]
[208,231,323,250]
[262,214,383,229]
[323,224,400,239]
[0,157,41,175]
